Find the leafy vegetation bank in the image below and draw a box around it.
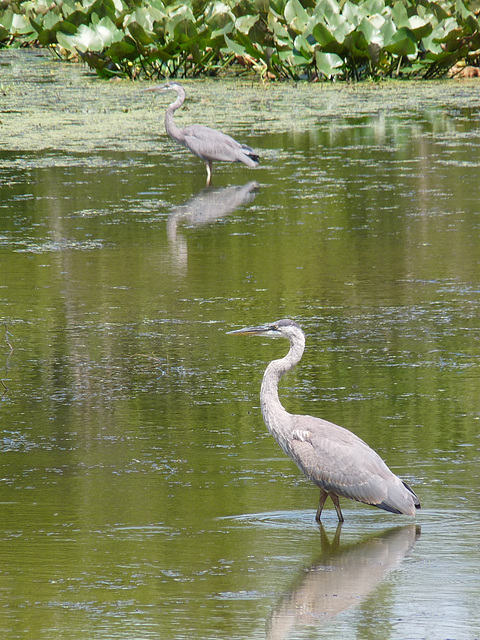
[1,0,480,80]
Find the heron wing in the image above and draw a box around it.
[288,415,419,515]
[182,125,259,166]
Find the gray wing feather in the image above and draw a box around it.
[182,125,259,166]
[288,415,419,516]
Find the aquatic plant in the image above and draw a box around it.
[1,0,480,80]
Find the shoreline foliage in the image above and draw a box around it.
[1,0,480,80]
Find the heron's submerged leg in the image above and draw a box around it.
[330,493,344,523]
[316,488,329,522]
[205,160,213,186]
[316,489,344,523]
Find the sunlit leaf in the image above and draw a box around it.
[56,31,76,52]
[11,13,35,35]
[315,50,343,75]
[342,1,361,28]
[284,0,309,31]
[235,15,259,35]
[391,2,409,29]
[358,16,383,46]
[314,0,340,24]
[363,0,385,14]
[293,33,313,58]
[407,15,432,40]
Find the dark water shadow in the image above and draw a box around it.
[266,523,420,639]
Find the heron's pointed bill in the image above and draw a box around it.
[140,83,171,93]
[227,323,279,338]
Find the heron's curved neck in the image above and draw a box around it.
[165,88,186,142]
[260,334,305,439]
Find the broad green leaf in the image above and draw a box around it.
[235,14,259,35]
[0,9,14,31]
[342,1,361,28]
[456,0,471,20]
[407,15,432,40]
[128,21,154,45]
[56,31,76,52]
[223,33,247,56]
[391,2,409,29]
[124,8,155,33]
[314,0,340,24]
[312,22,336,46]
[166,6,196,38]
[465,14,480,34]
[204,2,233,24]
[293,33,313,57]
[333,16,352,42]
[11,13,35,35]
[358,16,383,45]
[380,16,396,43]
[344,30,369,57]
[88,0,117,23]
[106,39,136,61]
[315,50,343,75]
[36,11,59,32]
[56,20,82,35]
[363,0,385,14]
[210,19,234,39]
[235,31,266,60]
[70,24,102,51]
[385,26,417,56]
[173,19,198,43]
[111,0,125,12]
[269,13,289,39]
[284,0,309,31]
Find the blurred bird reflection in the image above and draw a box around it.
[167,181,259,273]
[267,524,420,640]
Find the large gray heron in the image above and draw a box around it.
[228,319,421,522]
[143,82,259,186]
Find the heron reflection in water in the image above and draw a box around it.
[228,319,421,522]
[267,524,420,639]
[166,181,259,273]
[142,82,259,186]
[167,181,259,241]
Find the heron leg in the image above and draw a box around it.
[205,160,213,186]
[330,494,344,523]
[315,488,329,522]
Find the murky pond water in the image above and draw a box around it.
[1,49,480,640]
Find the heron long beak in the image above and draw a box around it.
[227,323,272,336]
[140,83,170,93]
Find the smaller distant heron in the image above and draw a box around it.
[143,82,259,186]
[228,319,421,522]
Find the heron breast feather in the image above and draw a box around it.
[292,429,312,443]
